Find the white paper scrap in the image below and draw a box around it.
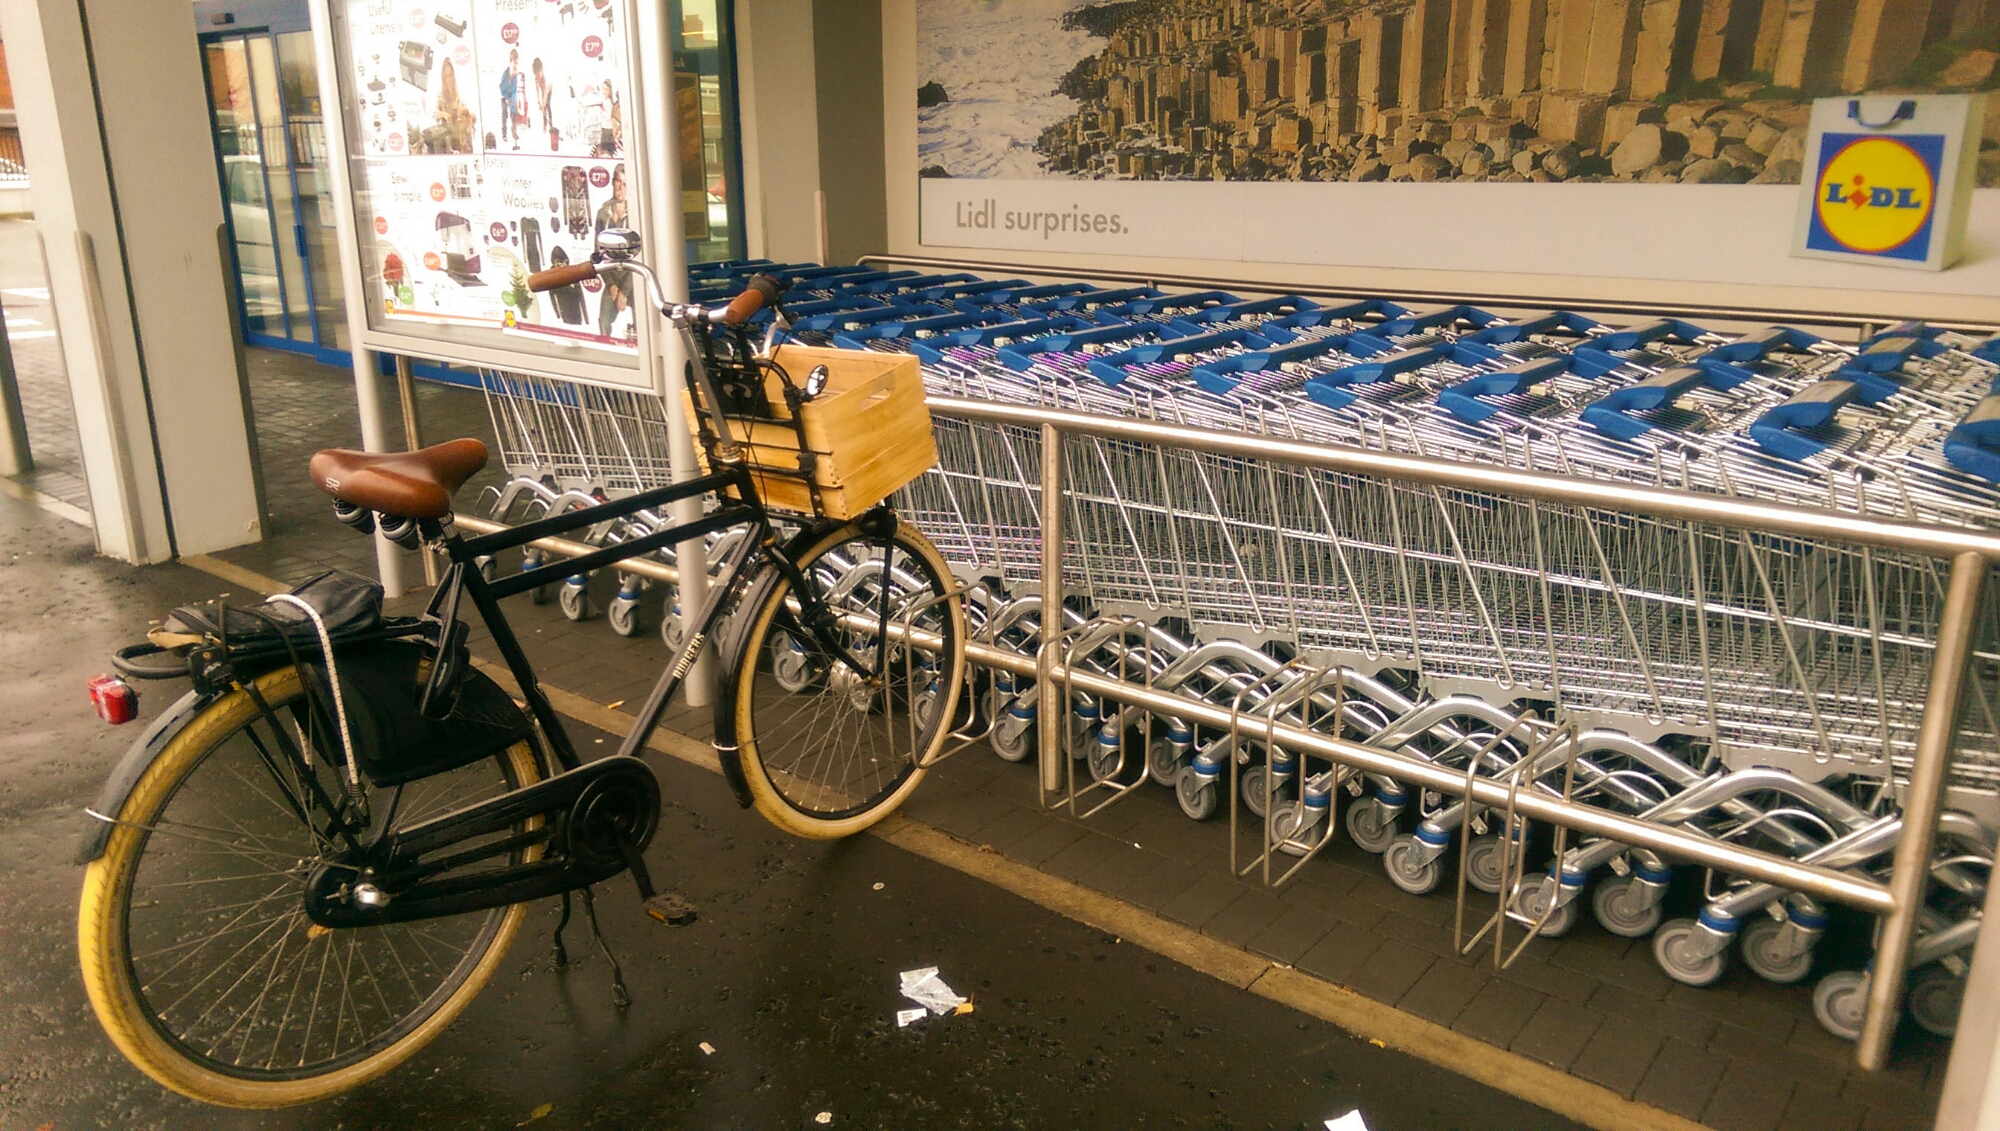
[896,1008,928,1028]
[698,1041,715,1055]
[1325,1112,1372,1131]
[898,967,967,1016]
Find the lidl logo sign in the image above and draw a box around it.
[1804,133,1944,262]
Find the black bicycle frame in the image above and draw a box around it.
[422,464,773,777]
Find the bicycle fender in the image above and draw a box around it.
[710,560,790,811]
[76,687,216,864]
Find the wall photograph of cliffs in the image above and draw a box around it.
[916,0,2000,187]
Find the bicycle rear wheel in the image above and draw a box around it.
[78,663,542,1107]
[729,517,965,838]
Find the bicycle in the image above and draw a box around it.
[74,230,967,1108]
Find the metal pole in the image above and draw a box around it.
[636,0,709,705]
[0,307,31,477]
[350,346,405,597]
[392,354,436,587]
[306,3,402,598]
[1858,550,1987,1070]
[1038,422,1064,796]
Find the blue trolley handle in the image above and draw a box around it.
[1580,365,1721,441]
[1944,394,2000,484]
[1437,356,1573,423]
[1702,325,1825,364]
[1747,380,1864,461]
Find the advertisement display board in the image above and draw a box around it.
[316,0,658,388]
[908,0,2000,302]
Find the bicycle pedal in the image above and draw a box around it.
[643,892,698,926]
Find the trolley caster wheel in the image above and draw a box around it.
[1511,884,1579,938]
[1383,836,1443,895]
[660,597,685,652]
[769,631,818,694]
[1271,804,1324,857]
[1175,767,1219,821]
[1812,970,1868,1041]
[1087,740,1137,786]
[524,551,551,604]
[1148,739,1186,789]
[1653,919,1730,987]
[608,596,642,638]
[1908,966,1964,1038]
[1344,797,1398,855]
[913,684,946,731]
[476,555,499,583]
[991,713,1036,764]
[1463,836,1510,895]
[1239,766,1295,821]
[1740,916,1815,985]
[1591,875,1666,939]
[559,581,593,621]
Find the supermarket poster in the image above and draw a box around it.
[339,0,641,351]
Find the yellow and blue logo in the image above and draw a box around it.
[1805,133,1944,262]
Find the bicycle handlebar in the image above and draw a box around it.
[527,260,600,292]
[722,273,787,326]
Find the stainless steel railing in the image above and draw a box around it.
[459,394,1998,1072]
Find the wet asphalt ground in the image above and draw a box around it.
[0,491,1582,1131]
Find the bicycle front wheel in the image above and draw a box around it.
[730,517,966,838]
[78,663,542,1108]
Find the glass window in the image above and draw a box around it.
[673,0,745,264]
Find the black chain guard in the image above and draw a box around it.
[303,755,660,928]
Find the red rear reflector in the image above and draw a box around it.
[88,674,139,725]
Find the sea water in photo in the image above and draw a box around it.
[916,0,1101,179]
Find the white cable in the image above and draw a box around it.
[271,594,360,790]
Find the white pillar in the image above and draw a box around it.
[733,0,824,263]
[0,0,261,562]
[638,0,709,705]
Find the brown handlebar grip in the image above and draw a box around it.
[721,286,768,326]
[527,260,598,293]
[720,273,787,326]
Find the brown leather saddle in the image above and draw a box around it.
[309,438,489,520]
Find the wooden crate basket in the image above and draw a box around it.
[685,344,936,520]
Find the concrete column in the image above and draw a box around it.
[1750,0,1788,73]
[1466,0,1514,99]
[1772,0,1857,95]
[1358,9,1405,127]
[1690,0,1767,80]
[1842,0,1934,92]
[734,0,822,263]
[1445,0,1479,104]
[1334,39,1362,134]
[1504,0,1550,92]
[1543,0,1598,91]
[1582,0,1643,95]
[1296,50,1328,112]
[1277,26,1302,101]
[1631,0,1691,100]
[1400,0,1455,112]
[0,0,260,562]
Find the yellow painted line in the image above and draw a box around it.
[0,473,92,526]
[177,553,1704,1131]
[180,553,290,596]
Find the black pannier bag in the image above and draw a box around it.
[306,639,535,788]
